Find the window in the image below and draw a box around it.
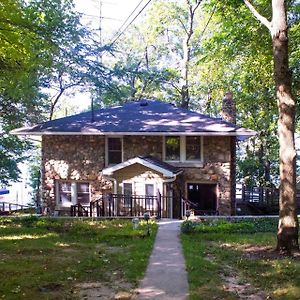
[123,183,132,207]
[107,137,122,165]
[165,136,180,161]
[186,136,201,161]
[164,136,202,162]
[77,183,90,204]
[58,182,72,204]
[145,183,154,209]
[57,182,90,206]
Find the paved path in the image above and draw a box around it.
[135,219,189,300]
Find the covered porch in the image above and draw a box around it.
[70,156,183,218]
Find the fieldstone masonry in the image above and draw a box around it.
[42,134,234,215]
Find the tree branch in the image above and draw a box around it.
[243,0,272,31]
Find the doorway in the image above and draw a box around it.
[187,183,217,214]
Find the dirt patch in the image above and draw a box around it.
[220,243,300,261]
[75,281,134,300]
[221,265,267,300]
[242,245,300,261]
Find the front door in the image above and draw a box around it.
[187,183,217,214]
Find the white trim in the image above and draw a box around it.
[164,136,204,163]
[11,130,256,137]
[102,157,176,177]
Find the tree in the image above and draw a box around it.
[0,0,110,183]
[242,0,298,251]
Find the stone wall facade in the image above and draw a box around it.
[42,135,110,211]
[42,134,234,215]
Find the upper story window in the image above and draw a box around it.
[165,136,180,161]
[107,137,122,165]
[164,136,202,162]
[186,136,201,161]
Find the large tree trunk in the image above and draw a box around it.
[244,0,299,252]
[272,1,299,251]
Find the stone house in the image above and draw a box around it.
[11,98,255,218]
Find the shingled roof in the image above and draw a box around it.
[102,155,182,177]
[11,100,255,138]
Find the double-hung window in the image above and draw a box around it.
[164,136,202,162]
[107,137,122,165]
[165,136,180,161]
[57,181,90,206]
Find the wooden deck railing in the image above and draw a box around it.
[0,201,31,215]
[236,185,300,214]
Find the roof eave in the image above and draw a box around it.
[10,130,257,137]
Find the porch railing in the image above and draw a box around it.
[71,194,162,218]
[70,203,89,217]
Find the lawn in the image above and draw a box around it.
[0,216,157,299]
[181,218,300,300]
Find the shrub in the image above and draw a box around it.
[181,220,197,234]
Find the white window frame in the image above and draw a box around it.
[56,181,91,207]
[163,136,203,162]
[105,136,123,166]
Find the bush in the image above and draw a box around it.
[181,220,197,234]
[181,217,279,235]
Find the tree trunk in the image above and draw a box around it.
[272,1,299,251]
[244,0,299,252]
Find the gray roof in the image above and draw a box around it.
[102,155,182,177]
[11,100,256,137]
[138,155,181,175]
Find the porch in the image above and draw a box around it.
[70,194,178,218]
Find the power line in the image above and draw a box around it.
[109,0,145,43]
[199,4,217,39]
[109,0,153,46]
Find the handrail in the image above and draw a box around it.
[0,201,31,213]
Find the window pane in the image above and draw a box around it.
[77,193,90,204]
[145,184,154,196]
[77,183,89,193]
[59,182,71,203]
[108,151,122,164]
[123,183,132,195]
[165,136,180,160]
[108,138,122,164]
[77,183,90,204]
[108,138,121,151]
[186,136,201,160]
[123,183,132,207]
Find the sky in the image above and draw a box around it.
[62,0,151,113]
[74,0,148,45]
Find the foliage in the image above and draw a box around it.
[0,217,157,299]
[28,149,41,207]
[181,222,300,299]
[0,0,111,184]
[181,217,279,234]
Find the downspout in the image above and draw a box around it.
[162,171,182,219]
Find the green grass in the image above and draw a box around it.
[0,216,157,299]
[181,218,300,300]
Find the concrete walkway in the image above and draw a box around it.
[135,219,189,300]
